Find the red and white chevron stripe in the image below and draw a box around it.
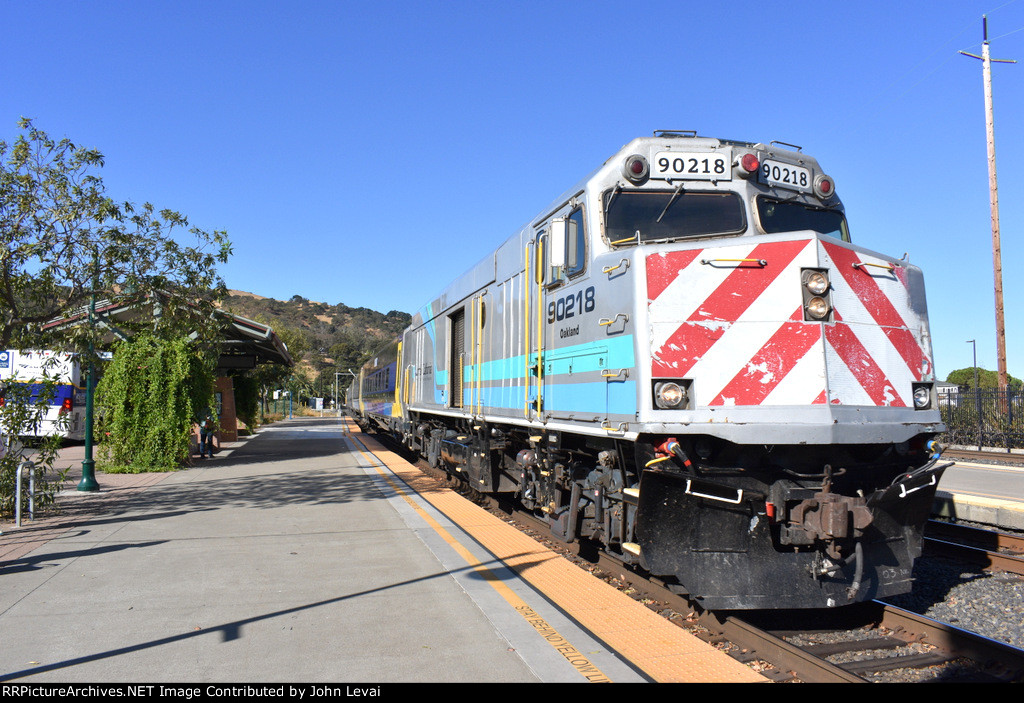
[646,237,933,408]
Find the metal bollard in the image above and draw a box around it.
[15,459,35,527]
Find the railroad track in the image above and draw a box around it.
[925,520,1024,576]
[739,601,1024,682]
[371,432,1024,682]
[943,448,1024,466]
[505,505,1024,683]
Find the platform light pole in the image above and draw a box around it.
[960,16,1016,392]
[968,339,982,449]
[78,251,99,492]
[967,339,979,392]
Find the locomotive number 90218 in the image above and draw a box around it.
[760,159,812,192]
[653,151,729,180]
[548,286,596,323]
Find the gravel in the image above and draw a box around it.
[884,554,1024,650]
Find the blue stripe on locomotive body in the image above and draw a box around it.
[397,214,645,435]
[454,336,637,416]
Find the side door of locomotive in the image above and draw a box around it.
[536,205,608,421]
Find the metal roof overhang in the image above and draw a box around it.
[216,312,293,370]
[43,294,293,372]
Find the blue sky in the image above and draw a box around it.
[3,0,1023,381]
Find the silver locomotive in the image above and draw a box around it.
[350,131,947,610]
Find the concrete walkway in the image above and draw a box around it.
[0,418,550,682]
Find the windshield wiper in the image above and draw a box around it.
[604,184,622,219]
[656,181,686,223]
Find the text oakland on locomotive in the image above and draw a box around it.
[348,131,947,610]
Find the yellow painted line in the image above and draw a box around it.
[345,429,614,683]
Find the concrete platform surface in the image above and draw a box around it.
[1,419,551,683]
[6,417,743,684]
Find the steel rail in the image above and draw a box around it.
[925,520,1024,575]
[878,604,1024,679]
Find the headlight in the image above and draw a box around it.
[806,296,830,320]
[801,268,833,322]
[805,271,829,295]
[654,381,687,409]
[913,384,932,410]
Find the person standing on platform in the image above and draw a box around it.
[198,410,216,459]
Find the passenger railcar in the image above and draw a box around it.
[349,131,948,610]
[349,345,400,422]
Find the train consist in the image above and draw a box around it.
[348,132,948,610]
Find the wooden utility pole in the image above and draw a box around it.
[960,16,1015,391]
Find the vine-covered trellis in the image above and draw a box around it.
[96,334,216,471]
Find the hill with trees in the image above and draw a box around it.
[220,291,411,403]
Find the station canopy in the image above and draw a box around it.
[42,291,293,372]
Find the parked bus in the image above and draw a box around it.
[0,349,86,440]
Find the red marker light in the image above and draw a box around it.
[814,174,835,199]
[622,154,649,184]
[61,397,72,413]
[741,153,759,173]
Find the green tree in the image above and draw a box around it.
[2,119,232,507]
[0,118,232,351]
[946,368,1023,391]
[0,372,67,517]
[245,319,309,412]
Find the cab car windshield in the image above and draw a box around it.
[756,196,850,241]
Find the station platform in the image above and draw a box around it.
[932,455,1024,531]
[0,417,765,684]
[933,492,1024,531]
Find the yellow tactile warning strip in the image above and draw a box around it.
[344,421,766,683]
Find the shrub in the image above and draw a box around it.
[96,335,215,471]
